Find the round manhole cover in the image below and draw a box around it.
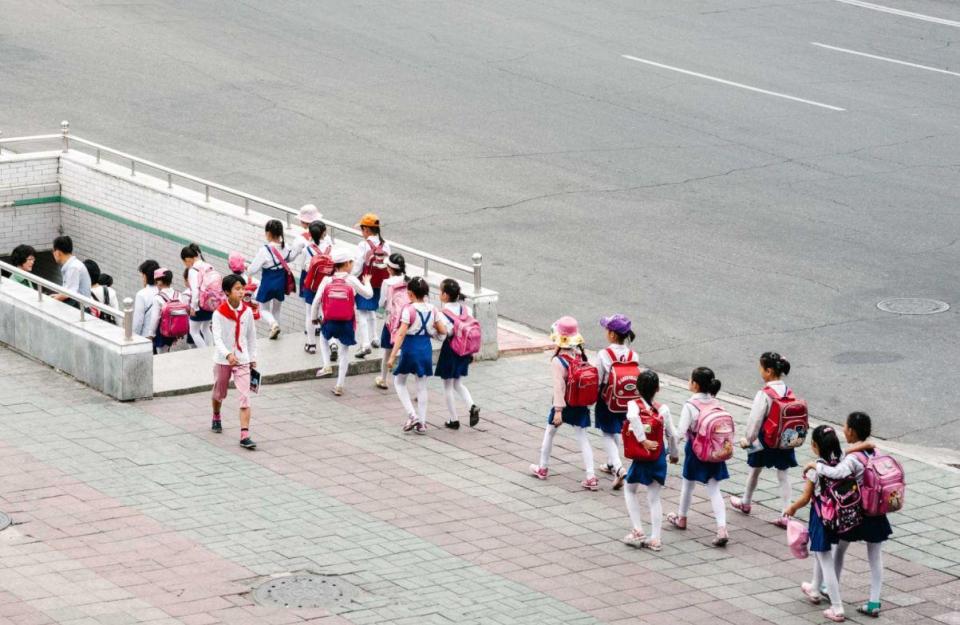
[0,512,10,531]
[877,298,949,315]
[253,574,356,609]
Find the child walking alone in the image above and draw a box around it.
[211,274,258,449]
[375,253,409,390]
[436,278,480,429]
[593,314,640,490]
[529,317,598,491]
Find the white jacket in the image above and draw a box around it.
[212,302,258,366]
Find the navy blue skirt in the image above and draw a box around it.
[394,334,433,377]
[682,438,730,484]
[809,503,837,552]
[594,393,624,434]
[380,324,394,350]
[256,267,287,303]
[299,270,316,304]
[190,309,213,322]
[435,337,471,379]
[836,514,893,544]
[547,406,591,428]
[321,319,356,346]
[747,442,798,470]
[626,449,668,486]
[153,334,177,351]
[355,287,381,312]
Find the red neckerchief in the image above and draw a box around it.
[217,300,249,352]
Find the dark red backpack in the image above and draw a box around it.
[303,243,334,292]
[761,387,809,450]
[622,400,664,462]
[600,348,641,412]
[363,239,390,288]
[557,353,599,408]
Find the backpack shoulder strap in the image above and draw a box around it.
[605,347,617,362]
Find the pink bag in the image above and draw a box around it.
[787,518,809,559]
[855,451,905,516]
[690,398,735,463]
[443,308,482,356]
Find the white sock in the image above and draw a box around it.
[336,345,350,387]
[742,466,762,505]
[416,376,428,424]
[816,550,843,613]
[189,320,207,348]
[318,335,332,367]
[648,482,663,541]
[366,312,377,346]
[777,469,792,511]
[259,306,277,328]
[574,427,595,477]
[357,310,373,348]
[200,320,213,346]
[394,373,415,417]
[269,300,282,326]
[443,379,458,421]
[305,303,315,345]
[601,433,622,472]
[867,542,883,603]
[380,354,389,380]
[624,483,645,533]
[539,423,558,468]
[706,479,726,528]
[678,479,694,517]
[454,378,474,407]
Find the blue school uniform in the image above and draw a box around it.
[834,450,893,544]
[626,448,668,486]
[435,306,472,380]
[808,500,837,552]
[748,440,799,470]
[594,395,624,435]
[190,309,213,322]
[299,270,316,305]
[682,438,730,484]
[379,324,394,350]
[355,287,381,312]
[546,406,591,428]
[321,319,356,347]
[256,245,289,303]
[153,334,177,351]
[393,307,434,377]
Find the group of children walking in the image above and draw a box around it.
[530,314,901,622]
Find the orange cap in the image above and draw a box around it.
[355,213,380,228]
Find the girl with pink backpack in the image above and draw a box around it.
[147,268,189,354]
[180,244,217,348]
[374,253,409,390]
[435,279,480,430]
[667,367,733,547]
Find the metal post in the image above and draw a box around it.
[472,253,482,293]
[79,304,85,322]
[61,120,70,152]
[285,212,291,228]
[0,130,3,156]
[37,280,42,302]
[122,297,134,341]
[167,172,173,189]
[329,226,335,243]
[96,148,101,163]
[423,258,429,277]
[130,160,136,176]
[244,197,249,215]
[205,185,210,202]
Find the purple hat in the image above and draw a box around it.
[599,314,632,335]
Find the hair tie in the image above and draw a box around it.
[823,427,834,433]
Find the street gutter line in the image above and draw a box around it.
[833,0,960,28]
[621,54,846,111]
[812,42,960,78]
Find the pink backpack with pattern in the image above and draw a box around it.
[690,398,735,463]
[855,451,905,516]
[196,265,225,312]
[443,307,482,356]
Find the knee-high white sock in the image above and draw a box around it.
[259,306,277,328]
[200,320,214,346]
[305,303,315,344]
[380,354,389,380]
[357,310,373,348]
[366,312,377,346]
[189,320,207,348]
[812,550,825,589]
[833,540,849,584]
[269,300,282,325]
[624,483,645,533]
[394,374,416,417]
[601,433,622,471]
[742,466,762,505]
[678,479,694,517]
[648,482,663,541]
[574,427,595,477]
[454,378,474,407]
[416,376,429,424]
[443,379,458,421]
[867,542,883,603]
[816,550,844,613]
[539,423,558,468]
[777,469,792,511]
[318,335,332,367]
[337,345,350,387]
[707,479,727,528]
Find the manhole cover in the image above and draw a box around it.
[0,512,9,531]
[877,298,949,315]
[252,574,357,609]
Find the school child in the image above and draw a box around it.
[594,314,640,490]
[132,259,160,339]
[84,259,117,324]
[353,213,392,358]
[436,278,480,429]
[311,250,373,396]
[228,252,262,323]
[731,352,798,527]
[146,268,188,354]
[375,253,409,390]
[181,243,216,347]
[247,220,295,339]
[293,221,332,354]
[387,277,446,434]
[211,274,258,449]
[667,367,733,546]
[808,412,892,618]
[622,370,679,551]
[529,316,599,490]
[784,425,847,622]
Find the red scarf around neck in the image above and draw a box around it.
[217,300,249,352]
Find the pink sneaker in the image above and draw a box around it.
[402,416,417,432]
[581,476,599,491]
[730,496,751,515]
[529,465,549,480]
[622,528,646,548]
[773,514,790,529]
[801,582,823,604]
[666,513,687,530]
[414,422,427,435]
[712,526,729,547]
[822,608,845,622]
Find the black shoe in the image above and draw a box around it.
[445,420,461,430]
[331,345,339,361]
[211,419,223,433]
[240,437,257,449]
[469,405,480,427]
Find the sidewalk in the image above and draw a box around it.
[0,345,958,625]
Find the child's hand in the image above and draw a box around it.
[642,440,658,452]
[804,461,817,472]
[250,361,257,369]
[739,437,750,449]
[387,357,396,369]
[227,353,238,366]
[362,275,372,285]
[551,411,563,426]
[669,455,679,465]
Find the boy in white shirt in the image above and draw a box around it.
[212,274,259,449]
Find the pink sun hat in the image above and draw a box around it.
[228,252,247,273]
[298,203,322,224]
[550,316,584,349]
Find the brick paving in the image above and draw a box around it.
[0,346,959,624]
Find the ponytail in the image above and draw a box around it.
[180,243,204,261]
[760,351,791,377]
[638,369,660,405]
[308,220,326,245]
[691,366,721,396]
[440,278,465,302]
[265,219,285,249]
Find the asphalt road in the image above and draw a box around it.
[3,0,960,449]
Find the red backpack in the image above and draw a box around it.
[557,353,599,408]
[321,277,355,321]
[362,239,390,288]
[761,387,809,450]
[600,348,642,412]
[303,243,334,292]
[158,291,190,339]
[622,400,664,462]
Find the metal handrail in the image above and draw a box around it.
[0,122,486,292]
[0,259,135,341]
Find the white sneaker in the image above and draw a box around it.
[316,366,334,378]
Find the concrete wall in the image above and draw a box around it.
[0,277,153,400]
[0,151,61,254]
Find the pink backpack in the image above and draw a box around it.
[855,451,906,516]
[196,265,225,312]
[385,281,411,334]
[786,518,809,559]
[443,307,482,356]
[320,277,355,322]
[158,292,190,339]
[690,398,735,463]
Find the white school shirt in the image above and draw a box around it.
[744,380,788,444]
[212,301,258,365]
[288,232,333,273]
[815,453,865,482]
[399,302,441,338]
[186,259,213,310]
[91,284,119,309]
[626,398,680,458]
[309,272,375,321]
[132,285,158,337]
[437,302,471,333]
[60,256,92,298]
[677,392,716,441]
[378,275,406,309]
[247,242,291,277]
[147,287,183,338]
[594,343,639,386]
[352,236,392,277]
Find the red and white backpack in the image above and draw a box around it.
[622,400,664,462]
[761,387,808,449]
[556,353,599,408]
[600,348,641,412]
[321,277,355,322]
[362,239,390,288]
[303,242,334,292]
